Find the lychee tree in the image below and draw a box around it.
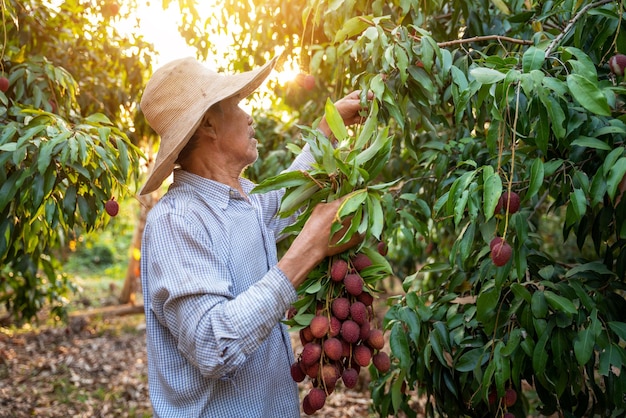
[151,0,626,415]
[0,0,152,323]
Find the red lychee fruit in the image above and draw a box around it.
[490,239,513,267]
[307,387,326,411]
[367,328,385,350]
[0,77,9,93]
[359,321,371,341]
[290,361,306,382]
[356,291,374,306]
[321,363,339,389]
[496,191,520,214]
[353,344,372,367]
[504,388,518,407]
[329,316,341,337]
[351,253,372,271]
[305,362,319,379]
[489,236,503,251]
[331,297,350,320]
[373,351,391,373]
[105,197,119,217]
[309,315,330,338]
[610,53,626,76]
[377,241,388,256]
[302,396,315,415]
[301,342,322,366]
[300,326,314,345]
[323,337,343,361]
[286,305,297,319]
[330,258,349,282]
[344,273,364,296]
[488,389,497,405]
[342,367,359,388]
[296,73,316,90]
[350,301,368,325]
[341,319,361,344]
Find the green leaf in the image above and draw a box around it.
[251,170,310,194]
[455,347,487,372]
[324,98,349,141]
[85,113,112,124]
[607,157,626,202]
[608,321,626,342]
[569,188,587,219]
[566,74,611,116]
[354,100,379,150]
[574,327,595,365]
[523,46,545,72]
[279,182,319,215]
[526,158,544,201]
[531,291,548,319]
[390,321,411,370]
[367,192,384,240]
[470,67,506,84]
[571,136,612,151]
[483,167,502,219]
[544,290,577,315]
[337,189,368,218]
[333,15,371,42]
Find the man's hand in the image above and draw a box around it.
[278,197,362,288]
[318,90,374,138]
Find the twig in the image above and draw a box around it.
[357,16,533,47]
[437,35,532,47]
[544,0,614,57]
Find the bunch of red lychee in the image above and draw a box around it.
[289,251,390,415]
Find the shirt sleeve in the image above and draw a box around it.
[143,212,298,379]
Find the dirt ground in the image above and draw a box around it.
[0,309,399,418]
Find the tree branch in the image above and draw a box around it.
[544,0,614,57]
[437,35,533,47]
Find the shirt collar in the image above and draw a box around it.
[172,169,255,209]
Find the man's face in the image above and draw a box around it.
[211,96,258,168]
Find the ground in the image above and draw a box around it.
[0,308,397,418]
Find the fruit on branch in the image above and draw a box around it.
[377,241,388,256]
[352,253,372,271]
[105,197,119,217]
[344,273,364,296]
[495,191,520,214]
[290,362,306,382]
[609,53,626,76]
[490,238,512,266]
[373,351,391,373]
[504,388,517,407]
[295,73,316,90]
[331,297,350,320]
[309,315,330,338]
[0,77,9,93]
[330,258,348,282]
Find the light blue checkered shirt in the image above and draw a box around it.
[141,147,315,417]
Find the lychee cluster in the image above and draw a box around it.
[289,251,390,415]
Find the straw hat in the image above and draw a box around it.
[138,56,277,195]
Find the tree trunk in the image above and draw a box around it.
[118,192,157,305]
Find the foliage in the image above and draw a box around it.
[0,0,153,323]
[168,0,626,416]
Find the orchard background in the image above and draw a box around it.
[2,0,626,417]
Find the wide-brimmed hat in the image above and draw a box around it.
[138,56,277,195]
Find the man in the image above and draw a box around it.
[138,55,370,417]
